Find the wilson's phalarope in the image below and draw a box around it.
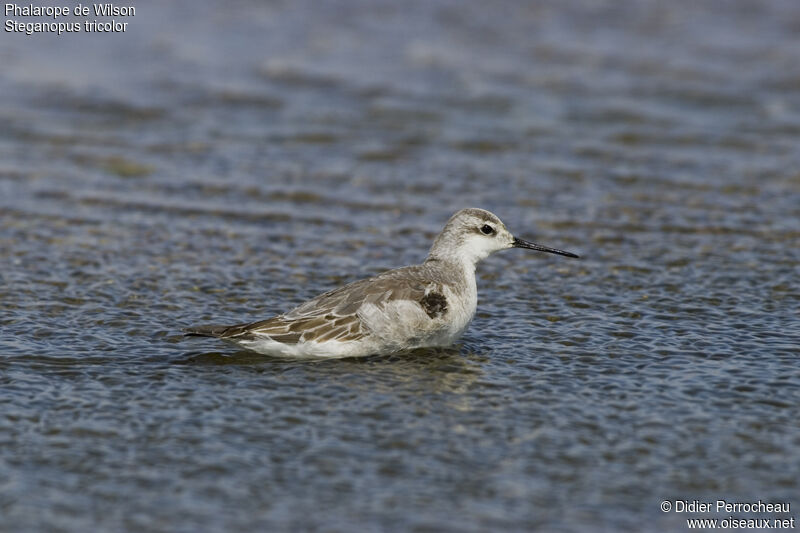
[185,208,578,358]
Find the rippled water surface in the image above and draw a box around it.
[2,0,799,531]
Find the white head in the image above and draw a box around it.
[426,208,578,268]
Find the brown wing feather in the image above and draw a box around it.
[192,265,445,344]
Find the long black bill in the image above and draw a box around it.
[513,237,579,258]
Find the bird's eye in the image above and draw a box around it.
[480,224,495,235]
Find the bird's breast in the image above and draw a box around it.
[441,278,477,339]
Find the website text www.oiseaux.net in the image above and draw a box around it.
[660,500,795,530]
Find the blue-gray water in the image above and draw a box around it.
[1,0,799,531]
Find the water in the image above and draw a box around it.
[1,0,799,531]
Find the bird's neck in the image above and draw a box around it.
[424,252,478,282]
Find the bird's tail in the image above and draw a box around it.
[184,325,234,338]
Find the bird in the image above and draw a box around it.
[185,208,578,359]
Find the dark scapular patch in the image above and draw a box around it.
[420,291,448,319]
